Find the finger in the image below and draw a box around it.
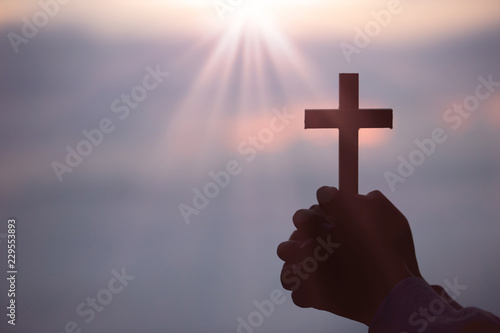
[303,204,330,215]
[289,229,310,241]
[280,263,301,291]
[316,186,340,209]
[309,204,330,216]
[366,190,406,221]
[292,209,335,235]
[280,260,323,293]
[289,225,337,243]
[277,240,299,261]
[316,186,349,220]
[292,209,317,230]
[291,288,313,309]
[366,189,384,198]
[316,186,364,231]
[290,274,325,309]
[277,240,313,262]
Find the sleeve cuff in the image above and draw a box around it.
[369,277,458,333]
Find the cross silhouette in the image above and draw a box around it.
[305,73,393,197]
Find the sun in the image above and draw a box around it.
[231,2,273,30]
[202,0,319,112]
[214,0,279,40]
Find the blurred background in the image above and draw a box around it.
[1,0,499,332]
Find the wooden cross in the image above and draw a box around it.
[305,73,393,197]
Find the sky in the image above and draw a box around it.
[1,0,500,332]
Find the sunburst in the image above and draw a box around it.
[157,1,322,175]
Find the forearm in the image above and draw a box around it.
[369,277,500,333]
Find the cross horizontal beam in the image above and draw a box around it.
[305,109,393,129]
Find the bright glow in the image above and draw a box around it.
[224,0,325,32]
[159,1,328,173]
[233,2,272,29]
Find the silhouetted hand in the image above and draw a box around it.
[277,186,421,325]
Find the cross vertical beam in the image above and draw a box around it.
[305,73,393,197]
[339,74,359,197]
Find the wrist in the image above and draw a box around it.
[369,259,415,309]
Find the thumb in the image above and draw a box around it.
[316,186,339,207]
[316,186,357,221]
[316,186,342,219]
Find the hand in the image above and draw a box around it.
[277,187,421,325]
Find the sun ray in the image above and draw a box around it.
[157,1,335,177]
